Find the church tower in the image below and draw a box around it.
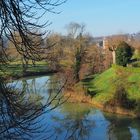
[103,37,109,50]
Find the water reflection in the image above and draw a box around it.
[51,103,95,140]
[0,76,65,139]
[1,76,140,140]
[104,113,140,140]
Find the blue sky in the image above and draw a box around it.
[44,0,140,37]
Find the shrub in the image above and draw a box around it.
[135,99,140,115]
[131,62,140,67]
[107,85,136,109]
[116,41,133,66]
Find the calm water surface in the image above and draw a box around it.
[5,75,140,140]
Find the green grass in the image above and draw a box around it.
[83,65,140,104]
[0,61,48,78]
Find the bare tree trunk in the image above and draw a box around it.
[22,56,28,74]
[112,51,116,64]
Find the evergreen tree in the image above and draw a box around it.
[116,41,133,66]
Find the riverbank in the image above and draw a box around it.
[64,65,140,118]
[64,91,139,118]
[2,62,140,118]
[6,70,58,81]
[0,61,58,81]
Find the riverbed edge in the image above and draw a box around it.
[4,70,58,81]
[64,91,140,118]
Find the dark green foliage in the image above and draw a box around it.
[116,41,133,66]
[134,99,140,115]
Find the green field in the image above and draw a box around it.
[0,61,48,79]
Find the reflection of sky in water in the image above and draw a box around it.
[88,110,110,140]
[7,76,140,140]
[9,76,51,100]
[9,76,50,90]
[129,127,139,140]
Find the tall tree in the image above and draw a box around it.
[66,22,85,39]
[116,41,133,66]
[45,33,63,70]
[71,23,86,82]
[0,1,67,138]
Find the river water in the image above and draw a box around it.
[2,75,140,140]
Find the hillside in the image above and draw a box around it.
[83,65,140,112]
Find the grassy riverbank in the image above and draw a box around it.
[0,61,52,80]
[81,65,140,117]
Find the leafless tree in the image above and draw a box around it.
[0,0,68,139]
[66,22,85,39]
[0,0,66,63]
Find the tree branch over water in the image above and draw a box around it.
[0,77,67,139]
[0,0,66,62]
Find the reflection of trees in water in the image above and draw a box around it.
[22,77,43,94]
[0,79,42,139]
[26,78,37,94]
[21,75,66,107]
[104,114,140,140]
[21,75,64,101]
[47,74,64,94]
[51,103,95,140]
[47,75,60,94]
[0,77,65,139]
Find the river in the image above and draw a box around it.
[1,75,140,140]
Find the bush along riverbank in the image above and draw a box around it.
[64,65,140,118]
